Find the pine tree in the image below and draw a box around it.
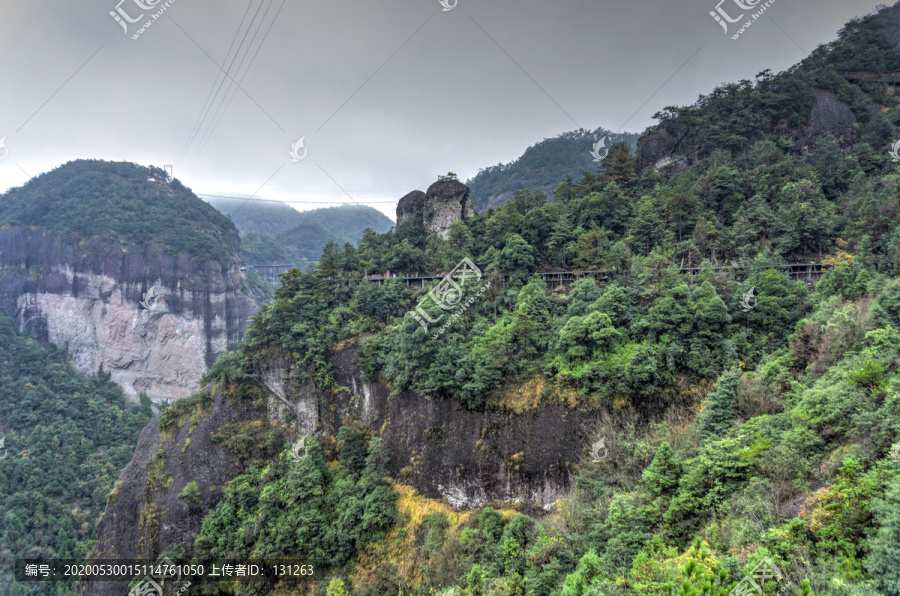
[642,442,683,498]
[599,142,637,191]
[697,367,740,436]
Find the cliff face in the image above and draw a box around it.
[395,180,476,237]
[638,89,859,174]
[396,190,426,228]
[423,179,477,236]
[81,346,588,594]
[0,225,259,403]
[260,345,587,506]
[78,389,281,596]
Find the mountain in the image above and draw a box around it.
[288,204,395,242]
[0,160,261,403]
[274,223,336,262]
[204,200,395,265]
[83,5,900,596]
[466,127,640,211]
[204,196,307,236]
[239,230,305,265]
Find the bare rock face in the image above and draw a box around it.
[79,345,590,593]
[395,180,476,237]
[270,347,589,508]
[638,88,859,173]
[77,390,283,596]
[802,90,859,153]
[637,119,699,175]
[396,190,426,228]
[0,226,258,403]
[424,179,476,236]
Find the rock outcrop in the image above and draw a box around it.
[801,89,859,152]
[77,390,281,596]
[80,345,590,594]
[0,226,258,403]
[638,89,859,174]
[396,179,476,237]
[396,190,426,228]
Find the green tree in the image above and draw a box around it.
[573,225,612,272]
[865,477,900,596]
[641,441,683,499]
[697,367,740,437]
[632,194,672,254]
[326,578,350,596]
[499,234,536,286]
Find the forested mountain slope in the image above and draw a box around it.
[466,128,640,211]
[206,198,394,265]
[82,4,900,596]
[0,316,151,596]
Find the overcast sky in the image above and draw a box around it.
[0,0,887,221]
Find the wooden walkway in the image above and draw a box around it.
[248,262,831,287]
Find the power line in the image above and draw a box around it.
[197,193,397,205]
[190,0,284,166]
[176,0,255,165]
[183,0,268,168]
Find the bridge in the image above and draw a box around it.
[246,264,296,284]
[248,262,831,288]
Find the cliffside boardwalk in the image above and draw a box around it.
[249,262,832,287]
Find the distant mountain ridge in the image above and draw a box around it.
[205,199,394,265]
[466,127,640,211]
[205,196,307,236]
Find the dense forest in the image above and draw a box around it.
[0,316,152,596]
[466,129,640,211]
[185,5,900,595]
[0,161,239,264]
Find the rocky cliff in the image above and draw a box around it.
[638,89,860,174]
[0,227,258,403]
[396,179,476,236]
[0,160,261,403]
[80,345,589,594]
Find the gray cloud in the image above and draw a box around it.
[0,0,885,220]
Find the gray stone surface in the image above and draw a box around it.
[0,225,259,402]
[395,179,476,237]
[637,89,859,174]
